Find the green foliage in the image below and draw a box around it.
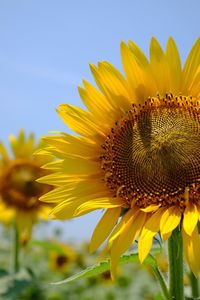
[28,240,66,254]
[0,224,167,300]
[185,298,200,300]
[51,252,157,285]
[0,268,33,300]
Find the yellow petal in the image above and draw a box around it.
[97,61,130,99]
[0,142,10,162]
[75,198,123,216]
[40,179,107,203]
[140,208,166,240]
[61,157,99,175]
[40,186,75,203]
[188,65,200,97]
[38,205,51,220]
[150,37,170,94]
[50,198,91,219]
[9,130,36,159]
[51,197,122,219]
[183,203,198,236]
[138,208,166,263]
[37,172,78,186]
[108,207,139,245]
[121,42,156,102]
[166,37,182,93]
[182,37,200,93]
[162,231,172,241]
[140,204,160,212]
[34,148,54,157]
[150,37,164,63]
[160,206,181,236]
[79,80,113,120]
[182,226,200,277]
[110,211,146,278]
[138,237,153,263]
[128,40,149,67]
[42,160,64,171]
[89,64,130,119]
[57,104,105,138]
[0,202,15,224]
[90,207,121,253]
[43,134,96,159]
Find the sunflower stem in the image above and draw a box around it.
[168,227,184,300]
[13,222,19,273]
[152,266,170,300]
[189,271,199,298]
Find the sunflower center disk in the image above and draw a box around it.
[56,255,69,267]
[100,96,200,209]
[0,160,50,210]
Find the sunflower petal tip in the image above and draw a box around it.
[120,41,127,50]
[88,243,95,254]
[190,267,199,279]
[138,252,145,264]
[89,63,96,70]
[49,212,57,219]
[127,39,133,45]
[110,266,117,281]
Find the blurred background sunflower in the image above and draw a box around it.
[0,130,52,240]
[49,243,77,273]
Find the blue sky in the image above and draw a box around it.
[0,0,199,241]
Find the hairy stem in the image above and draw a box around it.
[168,227,184,300]
[13,222,19,273]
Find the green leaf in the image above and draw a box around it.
[51,252,157,285]
[0,269,9,278]
[28,240,66,254]
[0,268,33,298]
[154,292,165,300]
[185,298,200,300]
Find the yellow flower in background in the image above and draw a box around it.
[99,270,113,285]
[49,243,77,273]
[39,37,200,278]
[0,130,52,239]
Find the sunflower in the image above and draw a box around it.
[48,243,77,273]
[39,37,200,278]
[0,130,52,239]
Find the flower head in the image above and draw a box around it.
[48,243,77,273]
[0,130,52,240]
[39,37,200,277]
